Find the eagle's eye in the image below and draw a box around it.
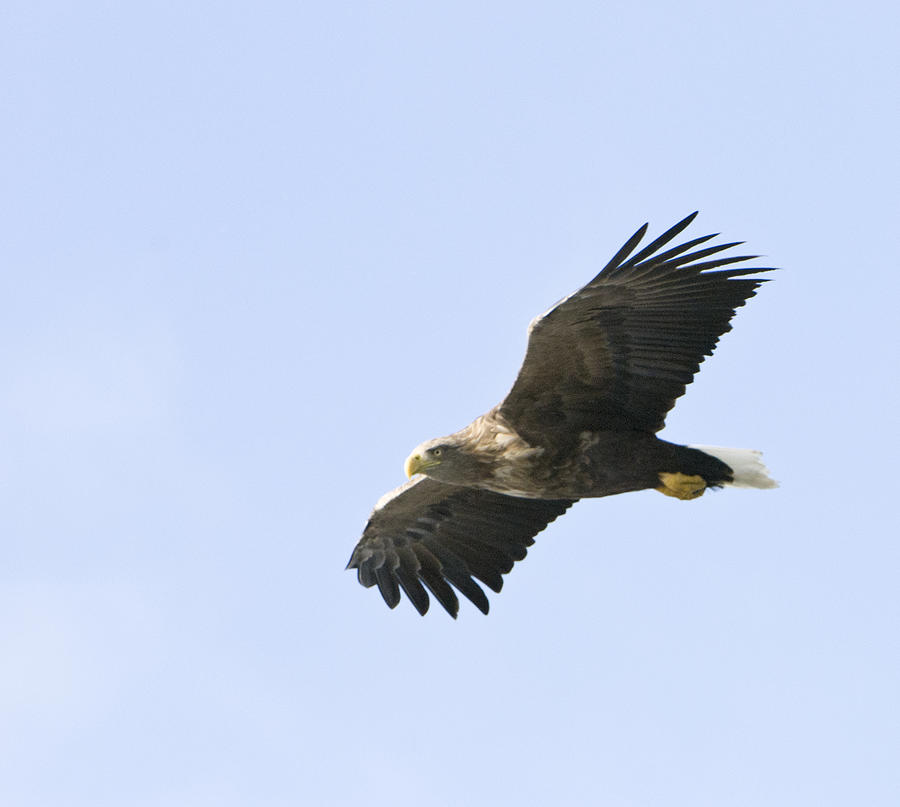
[431,447,443,457]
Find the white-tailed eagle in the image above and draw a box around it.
[347,213,777,617]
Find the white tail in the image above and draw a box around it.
[690,445,778,489]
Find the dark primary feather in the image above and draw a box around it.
[499,212,775,447]
[347,477,574,617]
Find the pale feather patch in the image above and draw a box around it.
[465,413,544,461]
[460,412,546,497]
[492,431,519,448]
[578,431,601,451]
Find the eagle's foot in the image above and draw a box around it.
[656,472,707,500]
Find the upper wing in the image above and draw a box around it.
[347,477,575,617]
[498,212,775,447]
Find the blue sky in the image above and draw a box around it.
[2,1,898,805]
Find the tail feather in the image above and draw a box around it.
[690,445,778,489]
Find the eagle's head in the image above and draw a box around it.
[404,436,486,484]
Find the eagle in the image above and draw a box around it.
[347,213,777,617]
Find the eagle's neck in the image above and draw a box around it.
[456,411,547,496]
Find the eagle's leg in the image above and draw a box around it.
[656,472,707,500]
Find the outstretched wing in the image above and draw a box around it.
[347,477,574,617]
[499,212,775,448]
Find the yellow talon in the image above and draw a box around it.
[656,472,707,500]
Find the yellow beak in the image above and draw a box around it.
[405,453,440,478]
[405,453,424,478]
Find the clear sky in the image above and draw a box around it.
[2,2,898,805]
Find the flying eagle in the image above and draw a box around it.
[347,213,777,617]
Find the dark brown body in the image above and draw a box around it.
[560,432,732,498]
[473,428,733,499]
